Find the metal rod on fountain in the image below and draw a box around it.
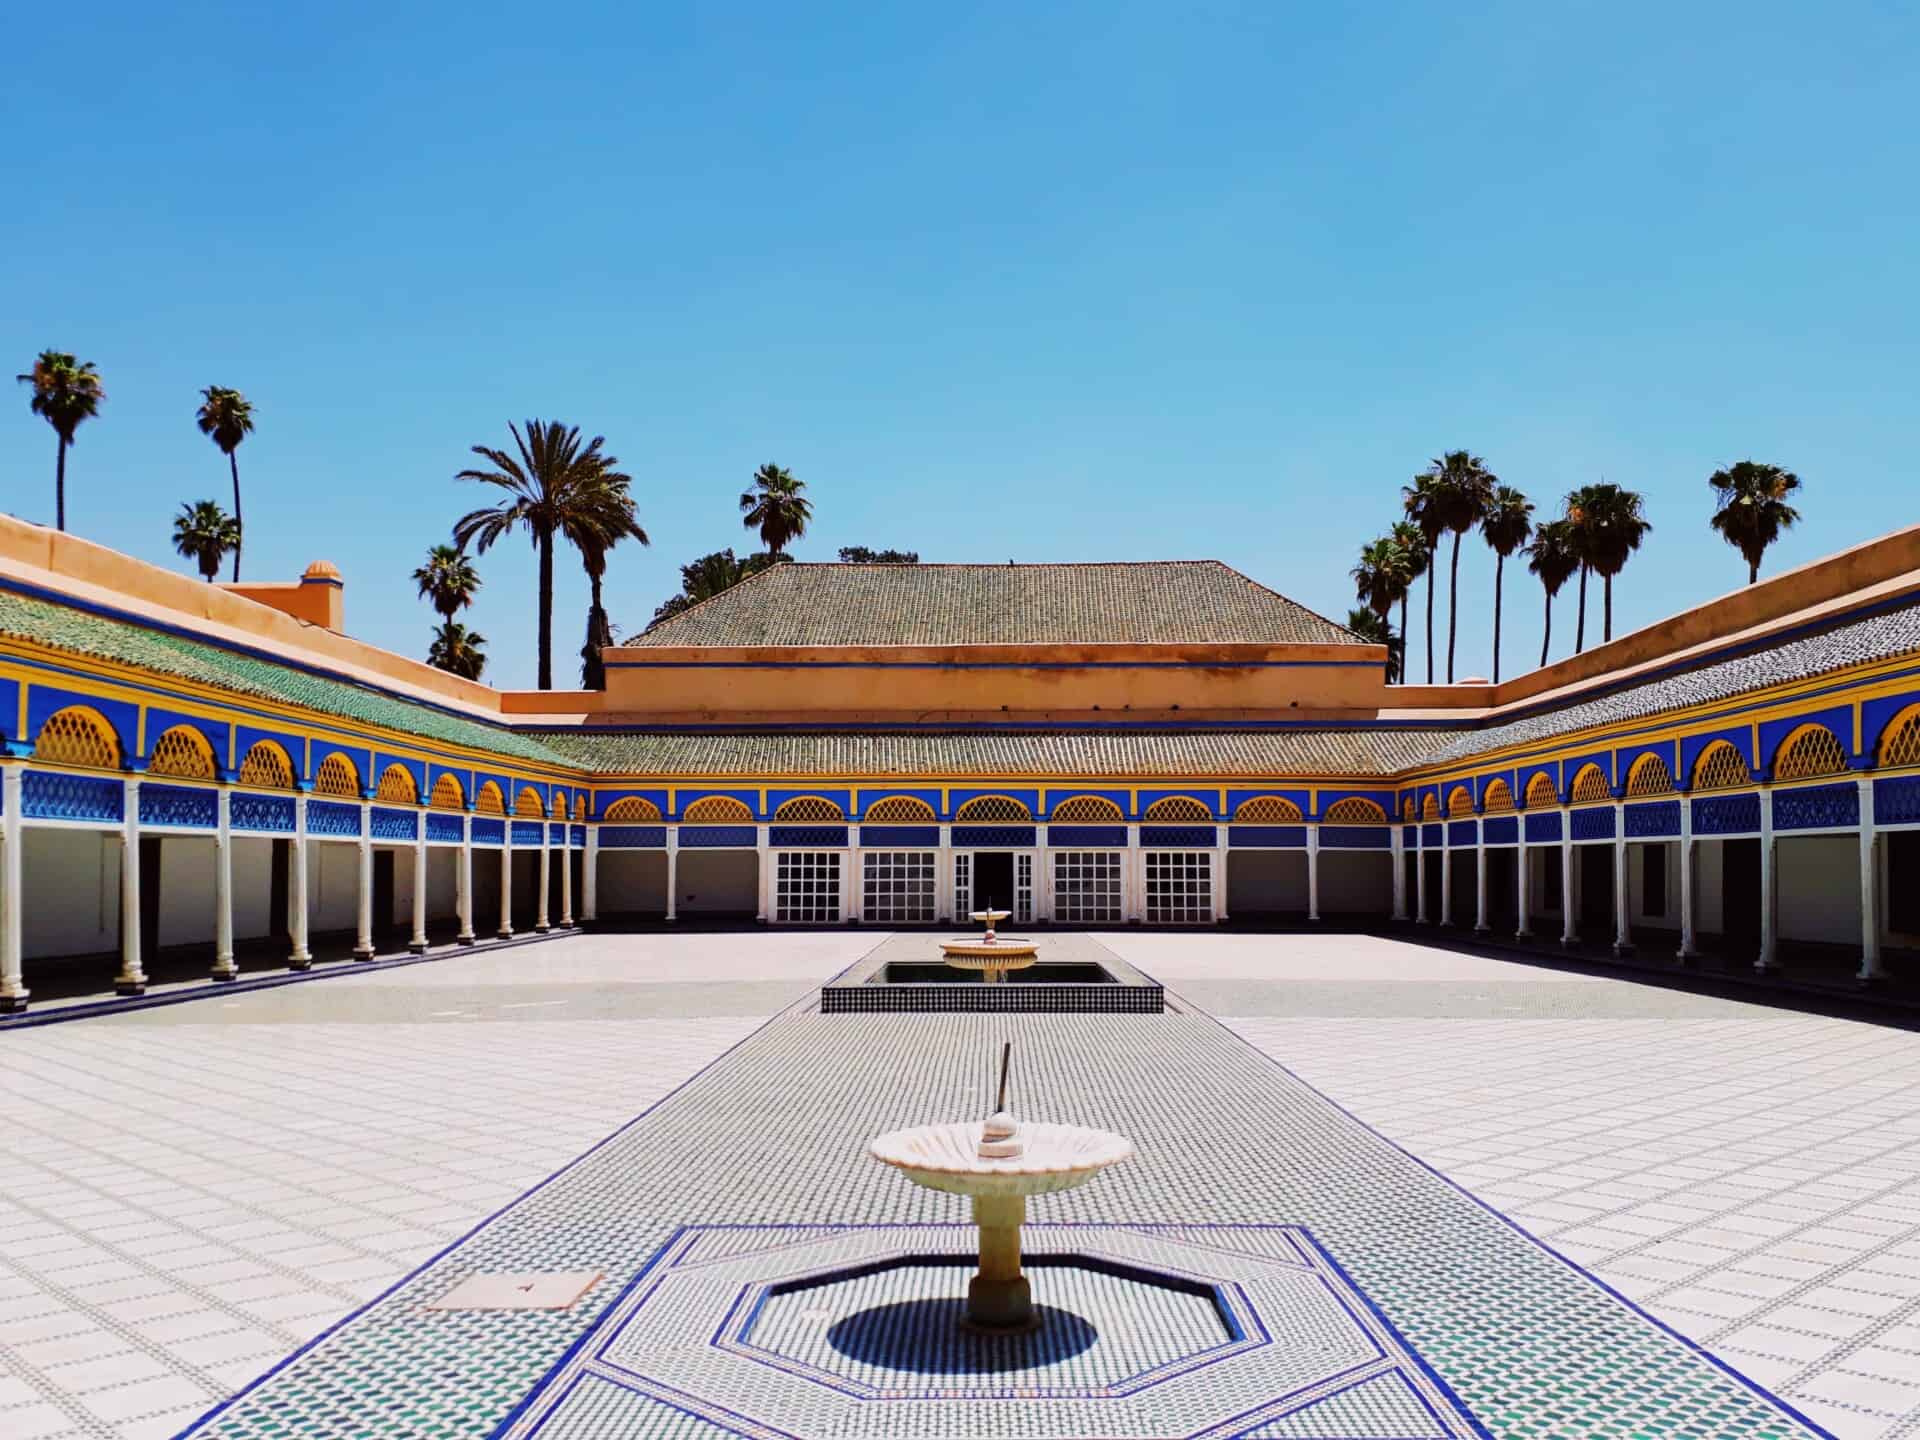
[995,1041,1011,1115]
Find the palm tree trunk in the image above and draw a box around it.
[1603,574,1613,644]
[1749,557,1759,585]
[1574,566,1588,654]
[1492,553,1504,684]
[55,436,67,532]
[1446,532,1461,683]
[1397,593,1408,680]
[230,451,243,581]
[1540,588,1552,668]
[1425,567,1435,684]
[537,529,555,690]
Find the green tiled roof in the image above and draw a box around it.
[527,726,1453,777]
[630,562,1360,648]
[0,588,574,768]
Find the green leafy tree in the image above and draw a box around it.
[838,546,919,563]
[1708,460,1802,585]
[413,544,482,620]
[1525,519,1580,668]
[453,420,634,690]
[195,387,255,580]
[1565,483,1651,647]
[1480,485,1534,683]
[171,500,241,581]
[1345,607,1404,683]
[647,549,790,630]
[739,463,812,554]
[427,621,488,680]
[569,481,649,689]
[1400,476,1448,684]
[1387,519,1429,670]
[1351,537,1413,682]
[17,351,104,532]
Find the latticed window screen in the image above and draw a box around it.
[1773,725,1848,781]
[1235,796,1302,823]
[429,774,466,811]
[684,795,754,822]
[1625,755,1675,796]
[1881,708,1920,769]
[604,796,663,821]
[1525,773,1559,808]
[1446,787,1475,817]
[776,851,841,923]
[475,784,507,815]
[515,788,547,817]
[1145,852,1213,924]
[865,795,935,822]
[954,795,1032,822]
[1324,797,1388,822]
[147,726,215,780]
[34,708,120,770]
[1053,851,1123,922]
[1145,796,1212,822]
[775,796,843,822]
[862,851,935,924]
[1477,782,1514,815]
[376,765,418,804]
[238,742,295,790]
[313,753,360,797]
[1421,794,1440,819]
[1570,766,1612,804]
[573,794,588,819]
[1051,795,1123,822]
[1015,853,1034,925]
[953,852,971,917]
[1692,742,1753,792]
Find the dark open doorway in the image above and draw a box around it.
[373,851,398,938]
[1579,845,1613,934]
[973,852,1014,912]
[1722,837,1761,950]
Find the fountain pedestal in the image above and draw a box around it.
[968,1192,1032,1329]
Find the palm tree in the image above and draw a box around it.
[427,621,488,680]
[17,351,104,532]
[568,480,649,690]
[1400,476,1448,684]
[1708,460,1802,585]
[195,387,255,580]
[1565,483,1651,646]
[739,463,812,555]
[172,500,241,581]
[1412,451,1496,683]
[1526,519,1580,668]
[1480,485,1534,684]
[1387,519,1428,671]
[1345,607,1404,682]
[413,544,482,620]
[647,549,790,629]
[1351,537,1413,682]
[453,420,633,690]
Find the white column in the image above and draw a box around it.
[1755,789,1777,971]
[533,817,551,932]
[1214,839,1229,924]
[582,825,598,924]
[1034,827,1049,923]
[118,775,148,994]
[1415,830,1429,922]
[1440,827,1453,926]
[1612,801,1632,955]
[497,833,514,938]
[936,824,951,923]
[0,767,25,1011]
[1858,775,1881,982]
[409,821,428,954]
[1474,825,1490,932]
[665,826,678,922]
[211,787,237,980]
[756,829,771,923]
[1306,824,1321,922]
[354,800,375,959]
[560,820,574,927]
[1390,825,1407,921]
[289,793,311,968]
[1677,796,1696,959]
[1516,837,1532,938]
[1560,812,1577,945]
[456,811,476,943]
[1128,825,1146,923]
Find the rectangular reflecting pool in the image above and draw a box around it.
[822,935,1163,1014]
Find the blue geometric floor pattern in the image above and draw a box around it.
[178,1006,1835,1440]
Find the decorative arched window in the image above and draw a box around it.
[1235,796,1303,823]
[33,706,121,770]
[1421,793,1440,820]
[1323,797,1387,822]
[1049,795,1123,822]
[1691,741,1753,792]
[864,795,936,822]
[376,764,419,804]
[954,795,1032,823]
[1446,786,1474,817]
[1625,754,1675,797]
[147,725,216,781]
[238,740,296,790]
[774,795,844,822]
[683,795,754,822]
[429,774,466,811]
[1479,779,1515,814]
[475,782,507,815]
[1569,765,1612,804]
[1524,772,1559,809]
[573,793,588,820]
[313,753,361,797]
[1879,705,1920,770]
[1145,796,1212,822]
[604,796,664,822]
[1402,797,1417,820]
[515,787,548,818]
[1772,724,1848,782]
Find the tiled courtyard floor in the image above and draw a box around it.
[0,930,1916,1438]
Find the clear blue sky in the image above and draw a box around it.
[5,2,1916,689]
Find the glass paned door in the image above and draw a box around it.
[1015,853,1034,924]
[863,851,935,924]
[775,851,842,923]
[953,853,971,920]
[1145,851,1213,924]
[1053,851,1123,923]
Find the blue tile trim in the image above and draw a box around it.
[1876,775,1920,827]
[1230,825,1305,848]
[305,799,360,837]
[139,782,217,829]
[860,825,939,847]
[1141,825,1216,847]
[1321,824,1391,849]
[22,770,123,823]
[600,825,667,849]
[231,793,295,834]
[472,817,506,846]
[511,820,545,847]
[1421,823,1443,846]
[1624,800,1681,839]
[570,825,587,847]
[1570,805,1616,841]
[1772,782,1859,831]
[680,825,756,848]
[770,825,848,848]
[1047,825,1127,847]
[1692,792,1761,836]
[1447,819,1478,846]
[426,813,465,843]
[1523,810,1562,844]
[1481,815,1519,846]
[371,806,418,841]
[951,825,1036,848]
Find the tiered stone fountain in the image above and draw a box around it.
[938,908,1040,984]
